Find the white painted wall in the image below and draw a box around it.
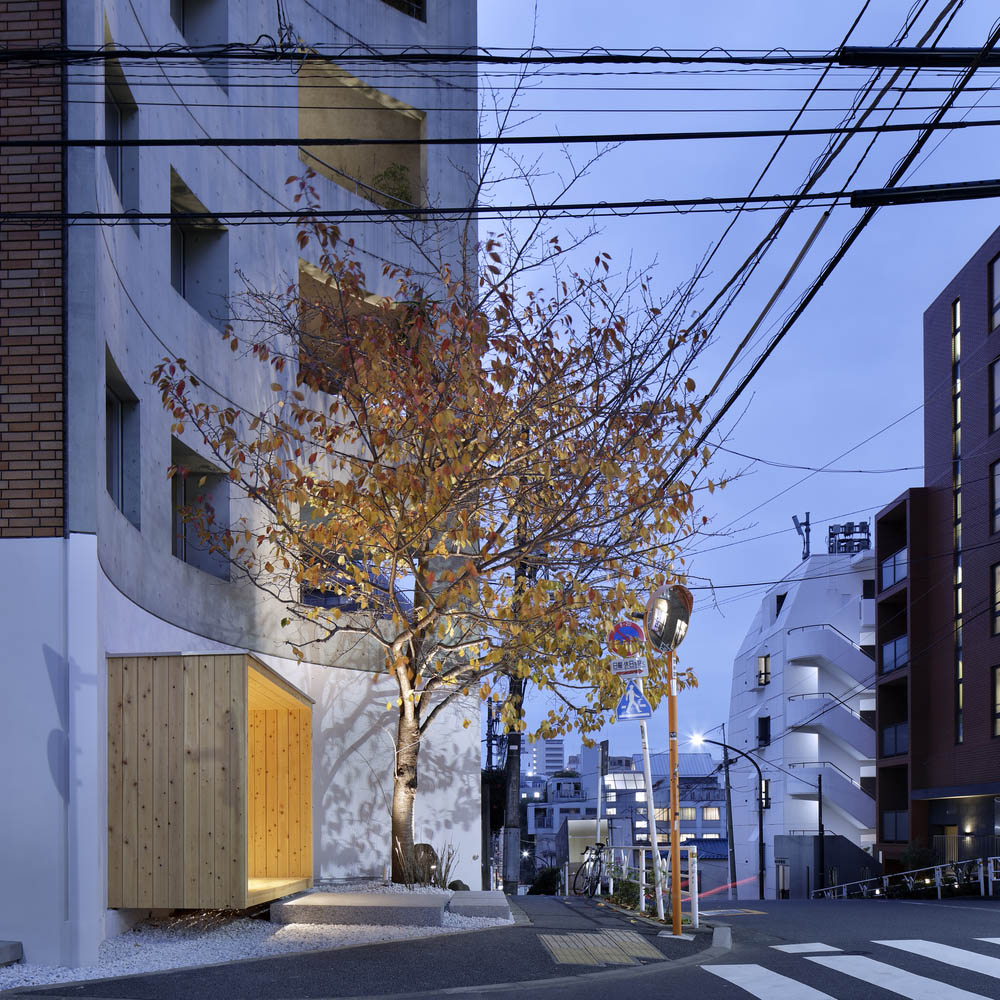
[727,549,877,899]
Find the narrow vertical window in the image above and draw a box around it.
[993,564,1000,636]
[991,460,1000,534]
[993,666,1000,737]
[990,358,999,434]
[760,778,771,810]
[990,255,1000,332]
[757,715,771,747]
[756,654,770,686]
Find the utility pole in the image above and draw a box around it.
[666,649,682,936]
[721,722,737,900]
[817,773,825,894]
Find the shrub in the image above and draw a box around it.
[528,866,562,895]
[609,877,640,909]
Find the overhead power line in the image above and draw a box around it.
[852,176,1000,206]
[840,45,1000,68]
[6,114,1000,150]
[0,44,839,66]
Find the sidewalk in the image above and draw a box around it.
[5,896,718,1000]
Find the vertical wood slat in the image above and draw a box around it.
[167,654,185,907]
[121,656,139,908]
[213,656,230,908]
[301,711,313,876]
[253,710,266,878]
[183,656,200,908]
[277,708,289,878]
[198,657,215,905]
[152,656,170,907]
[137,656,154,908]
[230,656,247,907]
[266,710,278,877]
[107,657,124,908]
[288,712,301,877]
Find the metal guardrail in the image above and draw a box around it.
[786,622,874,656]
[787,759,871,793]
[811,855,1000,900]
[787,692,865,721]
[561,843,701,929]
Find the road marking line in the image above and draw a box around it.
[874,940,1000,979]
[771,943,842,954]
[703,963,835,998]
[808,954,990,999]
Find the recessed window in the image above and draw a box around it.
[380,0,426,20]
[171,0,228,88]
[170,437,229,579]
[993,564,1000,636]
[775,592,787,616]
[105,352,140,527]
[760,778,771,810]
[104,59,139,222]
[702,806,720,821]
[990,255,1000,332]
[298,61,424,209]
[862,578,875,600]
[170,168,228,329]
[678,807,696,821]
[757,715,771,747]
[756,654,771,686]
[990,359,1000,434]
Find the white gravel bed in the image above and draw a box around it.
[0,905,511,991]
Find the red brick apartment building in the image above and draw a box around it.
[876,224,1000,870]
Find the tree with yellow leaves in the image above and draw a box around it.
[153,209,719,881]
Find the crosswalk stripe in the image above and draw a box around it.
[704,964,835,999]
[976,938,1000,945]
[808,954,990,999]
[771,943,842,954]
[875,939,1000,979]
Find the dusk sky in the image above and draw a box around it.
[475,1,1000,760]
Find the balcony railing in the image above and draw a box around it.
[880,722,909,757]
[880,547,908,590]
[880,634,909,674]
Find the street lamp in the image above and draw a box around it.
[691,734,766,900]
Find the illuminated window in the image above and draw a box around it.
[993,667,1000,737]
[654,807,669,822]
[991,255,1000,331]
[702,833,721,839]
[760,778,771,810]
[756,654,771,686]
[521,793,526,799]
[635,791,646,802]
[993,564,1000,636]
[702,807,721,821]
[635,820,647,829]
[606,807,616,815]
[298,60,424,209]
[606,791,616,803]
[679,807,696,821]
[533,792,540,799]
[679,833,694,843]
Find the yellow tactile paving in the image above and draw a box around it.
[600,929,666,960]
[539,930,662,966]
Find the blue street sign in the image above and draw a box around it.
[616,679,653,722]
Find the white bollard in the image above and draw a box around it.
[689,846,699,930]
[639,850,646,914]
[564,861,570,896]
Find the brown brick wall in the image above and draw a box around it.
[0,0,65,536]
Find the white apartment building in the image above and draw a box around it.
[0,0,478,966]
[727,525,878,898]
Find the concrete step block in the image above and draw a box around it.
[270,891,449,927]
[446,890,511,919]
[0,941,23,967]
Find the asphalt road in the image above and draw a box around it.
[9,895,1000,999]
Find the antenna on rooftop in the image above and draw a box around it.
[792,512,810,561]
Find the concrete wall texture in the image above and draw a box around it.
[0,0,481,965]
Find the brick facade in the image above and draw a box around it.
[0,0,65,537]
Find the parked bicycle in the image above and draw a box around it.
[573,842,607,897]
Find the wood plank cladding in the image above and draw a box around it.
[107,653,313,910]
[0,0,65,536]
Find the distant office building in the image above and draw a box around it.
[875,225,1000,870]
[543,738,565,775]
[727,536,878,898]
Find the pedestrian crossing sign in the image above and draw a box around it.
[616,679,653,722]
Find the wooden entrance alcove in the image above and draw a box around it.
[107,652,314,910]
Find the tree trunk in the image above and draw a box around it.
[391,705,421,883]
